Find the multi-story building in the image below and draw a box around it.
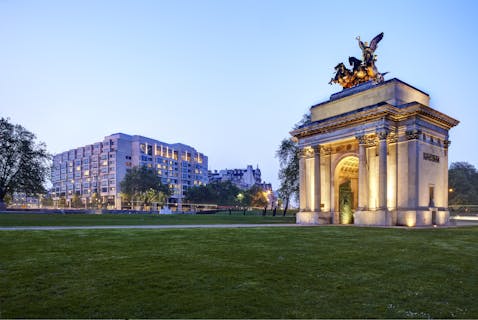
[51,133,208,209]
[208,165,262,190]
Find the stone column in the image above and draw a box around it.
[299,149,307,211]
[356,135,368,210]
[406,129,421,209]
[377,129,388,210]
[313,146,321,212]
[443,139,451,207]
[321,147,332,212]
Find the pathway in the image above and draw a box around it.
[0,223,301,231]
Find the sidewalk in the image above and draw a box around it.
[0,224,301,231]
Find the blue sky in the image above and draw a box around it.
[1,0,478,189]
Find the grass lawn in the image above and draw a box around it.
[1,226,477,318]
[0,212,295,226]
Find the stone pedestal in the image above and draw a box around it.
[296,211,332,224]
[396,209,449,226]
[354,210,396,226]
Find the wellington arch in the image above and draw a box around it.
[291,79,459,226]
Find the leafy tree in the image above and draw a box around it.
[0,118,50,209]
[120,166,171,207]
[141,188,168,207]
[248,185,269,208]
[184,184,211,203]
[293,113,311,129]
[185,181,242,206]
[210,181,243,206]
[275,113,310,215]
[448,162,478,205]
[235,191,251,209]
[71,194,83,208]
[276,138,299,215]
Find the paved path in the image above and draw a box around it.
[0,223,302,231]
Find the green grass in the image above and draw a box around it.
[0,212,295,226]
[1,226,477,318]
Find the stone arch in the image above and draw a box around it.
[333,154,359,224]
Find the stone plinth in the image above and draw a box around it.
[296,211,331,224]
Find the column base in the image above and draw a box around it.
[296,211,332,225]
[354,209,396,226]
[396,209,449,227]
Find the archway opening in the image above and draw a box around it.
[335,156,359,224]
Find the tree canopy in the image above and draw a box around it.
[0,118,50,207]
[184,181,242,206]
[184,180,269,208]
[120,166,171,206]
[275,114,308,214]
[448,162,478,205]
[276,138,299,215]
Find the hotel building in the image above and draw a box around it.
[51,133,208,209]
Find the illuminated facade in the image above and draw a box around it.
[208,165,262,190]
[51,133,208,208]
[291,79,459,226]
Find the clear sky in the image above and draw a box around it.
[1,0,478,189]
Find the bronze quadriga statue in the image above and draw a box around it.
[329,32,386,89]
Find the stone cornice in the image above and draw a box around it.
[291,102,459,139]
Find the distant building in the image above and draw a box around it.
[208,165,264,190]
[51,133,208,209]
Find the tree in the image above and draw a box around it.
[71,194,83,208]
[0,118,50,209]
[275,113,310,215]
[448,162,478,205]
[141,188,168,207]
[248,185,269,208]
[184,181,242,206]
[120,166,171,208]
[276,138,299,215]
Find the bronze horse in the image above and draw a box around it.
[329,62,354,88]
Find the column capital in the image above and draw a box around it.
[356,134,377,146]
[376,128,389,141]
[406,129,422,140]
[320,146,332,156]
[355,134,367,145]
[443,139,451,149]
[300,146,314,158]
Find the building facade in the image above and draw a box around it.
[291,79,459,226]
[51,133,208,209]
[208,165,262,190]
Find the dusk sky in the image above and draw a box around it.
[1,0,478,189]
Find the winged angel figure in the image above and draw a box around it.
[356,32,383,66]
